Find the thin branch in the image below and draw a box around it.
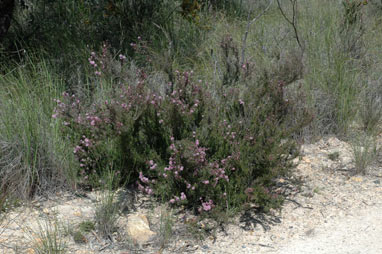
[241,0,273,66]
[276,0,304,51]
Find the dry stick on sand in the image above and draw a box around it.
[241,0,273,66]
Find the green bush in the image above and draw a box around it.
[53,46,309,218]
[0,59,75,199]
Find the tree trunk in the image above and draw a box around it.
[0,0,15,41]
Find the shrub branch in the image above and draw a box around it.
[276,0,304,51]
[241,0,273,66]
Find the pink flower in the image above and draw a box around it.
[202,180,209,185]
[181,192,186,200]
[73,146,82,154]
[139,172,149,183]
[119,54,126,60]
[145,187,153,195]
[201,200,214,211]
[169,199,175,204]
[137,183,144,192]
[149,163,157,170]
[84,138,91,146]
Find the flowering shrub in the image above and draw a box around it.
[53,46,308,217]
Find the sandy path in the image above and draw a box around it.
[276,204,382,254]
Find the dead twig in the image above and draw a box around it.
[276,0,304,51]
[241,0,273,66]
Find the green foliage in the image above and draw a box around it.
[0,58,76,199]
[328,151,340,161]
[1,0,210,87]
[30,218,67,254]
[78,221,95,233]
[158,207,175,249]
[342,0,367,26]
[72,231,87,244]
[94,170,120,238]
[351,133,378,175]
[359,85,382,134]
[341,0,367,57]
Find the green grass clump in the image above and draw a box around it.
[0,58,76,199]
[29,218,66,254]
[72,231,87,244]
[78,221,95,233]
[351,133,378,175]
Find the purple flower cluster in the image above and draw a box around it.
[136,133,238,213]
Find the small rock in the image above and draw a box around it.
[350,176,363,182]
[341,156,353,165]
[126,214,156,245]
[374,180,380,185]
[26,248,35,254]
[305,228,315,236]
